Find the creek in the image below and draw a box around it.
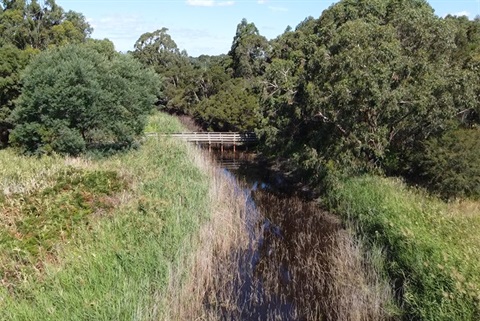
[208,149,343,321]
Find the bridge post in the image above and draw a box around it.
[208,132,211,152]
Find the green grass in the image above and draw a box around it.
[0,149,65,196]
[328,175,480,321]
[144,110,185,134]
[1,168,125,287]
[0,112,211,320]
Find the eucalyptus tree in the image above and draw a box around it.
[0,0,92,146]
[10,44,161,155]
[228,18,269,79]
[258,0,465,177]
[133,28,199,114]
[0,0,91,50]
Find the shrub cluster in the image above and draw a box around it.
[418,128,480,199]
[10,44,160,155]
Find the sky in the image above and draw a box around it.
[56,0,480,57]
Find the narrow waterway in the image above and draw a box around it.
[208,149,343,321]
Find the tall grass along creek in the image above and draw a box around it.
[2,113,394,320]
[329,176,480,321]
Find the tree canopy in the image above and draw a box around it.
[229,18,269,79]
[0,0,92,147]
[0,0,91,50]
[10,44,160,155]
[124,2,480,198]
[132,28,198,114]
[256,0,480,188]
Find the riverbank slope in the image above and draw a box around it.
[0,113,248,320]
[328,175,480,320]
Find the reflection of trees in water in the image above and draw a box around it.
[204,152,393,321]
[204,156,342,320]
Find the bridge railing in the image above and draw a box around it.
[145,132,257,145]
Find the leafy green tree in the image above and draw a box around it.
[0,0,92,146]
[132,23,268,131]
[419,128,480,199]
[0,0,91,50]
[195,78,259,131]
[10,44,160,155]
[444,16,480,126]
[229,18,269,79]
[258,0,464,181]
[133,27,181,66]
[133,28,198,113]
[0,45,38,146]
[192,54,233,100]
[84,38,116,59]
[258,18,319,155]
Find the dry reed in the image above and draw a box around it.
[150,145,395,321]
[153,146,252,320]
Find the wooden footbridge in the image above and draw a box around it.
[146,132,257,151]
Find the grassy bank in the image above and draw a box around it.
[328,175,480,320]
[0,113,249,320]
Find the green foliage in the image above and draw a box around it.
[10,44,161,155]
[328,175,480,320]
[7,122,45,153]
[0,0,92,50]
[229,18,269,79]
[192,54,233,100]
[0,0,93,146]
[195,78,260,131]
[133,28,198,114]
[132,22,270,130]
[51,126,86,156]
[1,167,125,287]
[257,0,480,190]
[0,45,37,117]
[418,128,480,199]
[0,113,212,320]
[0,45,39,146]
[84,38,116,59]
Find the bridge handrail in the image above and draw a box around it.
[145,131,257,144]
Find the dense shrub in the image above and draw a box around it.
[10,44,160,155]
[419,128,480,199]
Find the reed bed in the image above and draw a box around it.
[1,112,398,320]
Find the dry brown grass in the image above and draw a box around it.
[152,145,396,321]
[324,229,395,321]
[152,147,251,320]
[250,193,395,321]
[447,199,480,219]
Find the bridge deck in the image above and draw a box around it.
[145,132,257,146]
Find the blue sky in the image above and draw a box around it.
[56,0,480,57]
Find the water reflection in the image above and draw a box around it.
[207,149,341,321]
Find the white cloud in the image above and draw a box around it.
[186,0,214,6]
[268,6,288,12]
[88,14,159,52]
[257,0,267,3]
[218,1,235,6]
[186,0,235,7]
[453,10,470,17]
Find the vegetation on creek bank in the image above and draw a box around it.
[0,114,215,320]
[327,175,480,320]
[1,113,398,320]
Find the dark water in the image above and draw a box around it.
[209,150,341,321]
